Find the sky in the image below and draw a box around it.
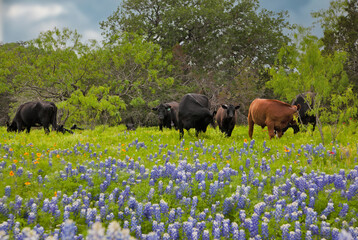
[0,0,332,44]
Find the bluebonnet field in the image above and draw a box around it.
[0,125,357,240]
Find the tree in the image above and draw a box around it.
[100,0,291,103]
[312,0,358,91]
[1,28,176,127]
[267,28,356,143]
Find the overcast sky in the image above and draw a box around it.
[1,0,332,44]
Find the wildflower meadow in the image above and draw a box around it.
[0,124,357,239]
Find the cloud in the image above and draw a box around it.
[7,3,67,22]
[83,29,103,42]
[3,2,92,42]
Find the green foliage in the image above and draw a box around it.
[312,0,358,90]
[267,28,355,143]
[1,28,176,126]
[100,0,291,102]
[58,86,126,127]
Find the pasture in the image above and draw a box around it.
[0,123,357,239]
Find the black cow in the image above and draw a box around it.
[6,101,58,134]
[56,124,84,134]
[178,93,216,139]
[283,92,316,133]
[57,125,74,134]
[152,101,179,131]
[215,104,240,137]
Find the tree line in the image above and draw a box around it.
[0,0,357,139]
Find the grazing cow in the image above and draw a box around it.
[57,125,74,134]
[178,93,216,139]
[70,124,84,131]
[56,124,85,134]
[7,101,58,134]
[293,92,316,130]
[215,104,240,137]
[125,117,136,131]
[248,99,300,139]
[152,101,179,131]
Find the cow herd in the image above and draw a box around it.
[6,92,316,140]
[152,92,316,139]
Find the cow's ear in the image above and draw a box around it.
[222,104,228,109]
[296,104,301,111]
[152,107,158,111]
[235,105,240,110]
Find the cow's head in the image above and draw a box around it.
[222,104,240,119]
[6,121,17,132]
[293,104,301,112]
[152,103,171,121]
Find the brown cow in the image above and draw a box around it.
[248,99,300,139]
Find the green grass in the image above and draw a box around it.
[0,123,357,238]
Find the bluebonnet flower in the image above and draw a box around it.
[239,229,246,240]
[148,188,155,200]
[346,182,358,201]
[154,205,161,222]
[254,202,266,216]
[280,224,290,240]
[223,197,233,215]
[305,230,312,240]
[16,167,23,176]
[160,199,169,215]
[239,210,246,223]
[339,203,349,217]
[86,222,105,239]
[275,204,283,223]
[331,228,340,240]
[14,196,22,212]
[61,219,77,240]
[334,175,346,190]
[20,228,39,240]
[250,213,259,237]
[27,212,36,224]
[4,186,11,197]
[241,172,248,186]
[261,222,269,239]
[321,200,334,217]
[250,139,255,149]
[183,221,193,239]
[212,225,221,239]
[321,223,331,239]
[202,230,210,240]
[248,168,254,182]
[309,224,319,235]
[305,208,317,226]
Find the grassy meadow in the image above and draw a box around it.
[0,123,357,239]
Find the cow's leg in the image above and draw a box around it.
[178,121,184,139]
[227,128,233,137]
[26,127,31,133]
[276,129,284,138]
[312,119,316,132]
[248,114,254,139]
[159,123,163,131]
[266,124,275,139]
[44,126,50,134]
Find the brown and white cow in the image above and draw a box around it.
[248,99,300,139]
